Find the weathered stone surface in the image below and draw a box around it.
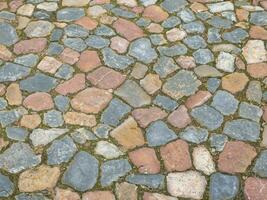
[244,177,267,200]
[95,141,123,159]
[55,188,80,200]
[18,165,60,192]
[129,147,160,174]
[82,191,115,200]
[0,63,30,82]
[0,143,41,173]
[180,126,209,144]
[163,70,201,100]
[209,173,239,200]
[116,182,137,200]
[193,146,215,175]
[14,38,47,55]
[62,151,99,192]
[253,150,267,177]
[23,92,54,111]
[0,173,14,197]
[218,141,257,173]
[242,40,267,64]
[55,74,85,95]
[111,117,145,150]
[24,21,54,38]
[71,88,112,114]
[167,171,206,199]
[63,112,96,127]
[222,72,249,94]
[115,80,151,108]
[167,105,191,129]
[126,174,165,189]
[0,22,18,46]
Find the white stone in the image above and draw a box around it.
[95,141,123,159]
[216,52,235,72]
[193,146,216,175]
[140,0,158,6]
[37,56,62,74]
[87,5,107,18]
[242,40,267,64]
[62,0,90,7]
[30,128,69,146]
[207,2,234,13]
[117,0,137,7]
[37,2,58,12]
[17,4,35,17]
[167,171,207,199]
[24,21,55,38]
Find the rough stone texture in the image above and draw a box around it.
[244,177,267,200]
[218,141,257,174]
[167,105,191,129]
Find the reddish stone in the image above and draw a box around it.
[247,63,267,78]
[82,191,115,200]
[132,6,144,14]
[185,90,212,109]
[244,177,267,200]
[0,84,6,96]
[75,16,98,30]
[143,192,177,200]
[218,141,257,174]
[71,88,112,114]
[55,188,80,200]
[115,182,137,200]
[20,114,41,129]
[113,18,145,41]
[37,56,62,74]
[160,139,192,172]
[176,56,196,69]
[250,26,267,40]
[235,57,246,70]
[167,105,191,129]
[23,92,54,111]
[129,147,160,174]
[236,8,249,21]
[132,107,167,128]
[0,2,7,10]
[76,50,101,72]
[55,74,86,95]
[147,23,163,33]
[110,36,129,53]
[64,112,96,127]
[222,72,249,94]
[143,5,169,22]
[9,0,23,12]
[87,67,125,89]
[261,1,267,10]
[0,45,13,61]
[59,48,80,65]
[140,73,162,94]
[14,38,47,55]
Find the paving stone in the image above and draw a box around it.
[129,147,160,174]
[15,193,49,200]
[0,22,18,46]
[6,83,22,105]
[242,40,266,64]
[77,50,101,72]
[158,44,188,56]
[185,90,212,109]
[0,62,31,82]
[63,112,96,127]
[101,98,131,126]
[167,171,206,199]
[209,134,228,152]
[126,174,165,189]
[54,95,70,112]
[211,90,239,115]
[244,177,267,200]
[57,8,85,22]
[167,105,191,129]
[86,35,110,49]
[115,80,151,108]
[0,143,41,173]
[222,72,249,94]
[247,62,267,78]
[24,20,54,38]
[209,173,239,200]
[129,38,157,64]
[102,47,134,70]
[132,107,167,128]
[250,11,267,25]
[20,114,41,129]
[87,67,125,90]
[55,188,80,200]
[153,56,179,78]
[14,38,47,55]
[116,182,137,200]
[71,88,112,114]
[222,28,248,43]
[47,136,77,165]
[191,105,224,130]
[208,28,222,43]
[23,92,54,111]
[180,126,209,144]
[193,146,215,175]
[95,141,123,159]
[238,102,262,122]
[207,16,232,29]
[183,35,206,49]
[82,191,115,200]
[253,150,267,177]
[207,78,221,93]
[223,119,260,142]
[14,54,39,68]
[163,70,201,100]
[153,95,178,111]
[143,192,177,200]
[246,80,262,104]
[30,128,69,147]
[218,141,257,173]
[62,151,99,192]
[216,52,235,72]
[161,0,188,13]
[143,5,168,22]
[0,173,14,197]
[101,159,132,186]
[63,38,87,52]
[18,165,60,192]
[20,73,58,93]
[193,48,214,64]
[64,24,89,38]
[6,127,28,141]
[146,120,177,147]
[140,73,162,94]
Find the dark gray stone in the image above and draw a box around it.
[47,136,77,165]
[146,121,177,147]
[62,151,99,192]
[101,159,132,186]
[209,173,239,200]
[223,119,260,142]
[0,143,41,173]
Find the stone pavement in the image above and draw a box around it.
[0,0,267,199]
